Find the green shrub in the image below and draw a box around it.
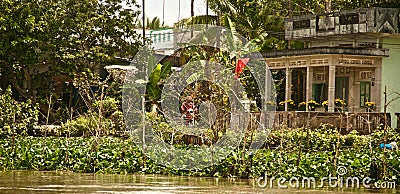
[61,115,125,137]
[59,96,125,137]
[93,97,125,134]
[92,97,120,118]
[0,86,39,137]
[61,115,97,137]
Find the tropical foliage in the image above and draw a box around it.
[207,0,400,52]
[0,86,39,137]
[207,0,287,51]
[1,0,400,186]
[0,0,142,113]
[146,17,162,30]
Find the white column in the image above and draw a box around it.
[285,68,292,111]
[374,66,382,111]
[264,68,273,114]
[263,67,271,128]
[328,65,336,112]
[306,66,313,111]
[348,71,355,112]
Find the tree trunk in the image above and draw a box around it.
[191,0,194,18]
[191,0,194,37]
[325,0,331,13]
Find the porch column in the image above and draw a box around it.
[374,66,382,111]
[348,70,355,112]
[306,66,313,111]
[328,65,336,112]
[285,67,292,111]
[264,68,271,107]
[264,67,272,128]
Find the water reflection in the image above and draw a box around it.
[0,171,395,193]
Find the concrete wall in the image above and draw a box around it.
[382,37,400,127]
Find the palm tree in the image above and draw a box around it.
[191,0,194,18]
[191,0,194,37]
[174,0,217,28]
[207,0,284,50]
[146,17,161,30]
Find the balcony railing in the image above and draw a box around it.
[285,8,400,40]
[255,111,391,134]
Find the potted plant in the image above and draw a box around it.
[298,102,307,111]
[365,101,375,112]
[279,99,295,111]
[322,100,328,111]
[307,100,319,111]
[334,98,346,112]
[298,101,307,111]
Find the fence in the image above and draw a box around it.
[265,111,391,134]
[182,111,392,144]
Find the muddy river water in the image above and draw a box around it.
[0,171,396,193]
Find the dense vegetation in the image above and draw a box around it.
[1,0,400,189]
[0,0,142,126]
[0,127,399,184]
[1,83,399,183]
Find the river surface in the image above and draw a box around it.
[0,171,397,193]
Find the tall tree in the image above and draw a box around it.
[208,0,287,51]
[0,0,142,103]
[191,0,195,18]
[208,0,400,52]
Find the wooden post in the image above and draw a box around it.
[191,0,194,37]
[142,0,145,45]
[288,0,292,49]
[333,113,342,174]
[383,85,387,177]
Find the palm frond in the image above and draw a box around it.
[174,15,218,29]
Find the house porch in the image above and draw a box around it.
[265,53,384,112]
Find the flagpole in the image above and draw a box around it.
[142,0,145,45]
[141,0,146,166]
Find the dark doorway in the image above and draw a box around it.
[360,82,371,107]
[291,69,305,105]
[335,77,349,103]
[313,83,327,104]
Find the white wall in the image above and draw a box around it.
[382,37,400,128]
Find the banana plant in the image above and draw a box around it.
[146,61,172,106]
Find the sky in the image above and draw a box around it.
[136,0,215,27]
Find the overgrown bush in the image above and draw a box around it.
[93,96,125,133]
[59,97,125,137]
[0,86,39,137]
[61,115,99,137]
[92,97,120,118]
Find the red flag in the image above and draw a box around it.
[234,58,250,79]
